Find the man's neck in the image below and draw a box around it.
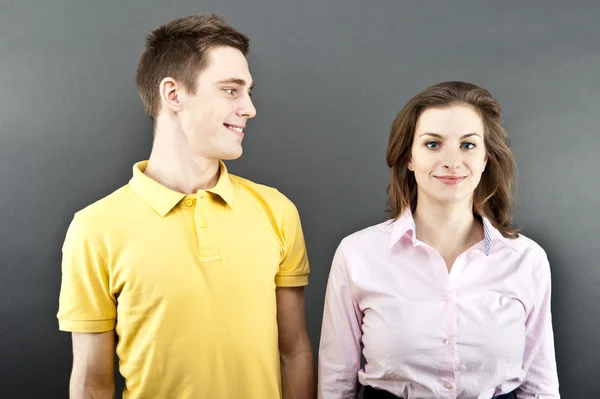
[413,195,482,254]
[144,125,220,195]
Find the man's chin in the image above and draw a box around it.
[220,149,243,161]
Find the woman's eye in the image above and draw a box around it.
[426,142,440,149]
[462,142,475,150]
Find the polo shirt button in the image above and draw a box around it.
[198,221,205,228]
[184,200,193,207]
[443,383,453,389]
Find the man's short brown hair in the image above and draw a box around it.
[136,14,250,119]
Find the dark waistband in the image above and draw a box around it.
[362,385,515,399]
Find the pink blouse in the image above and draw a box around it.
[318,211,560,399]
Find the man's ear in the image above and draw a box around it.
[159,77,183,113]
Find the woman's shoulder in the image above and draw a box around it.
[506,231,549,260]
[502,232,552,283]
[338,219,396,252]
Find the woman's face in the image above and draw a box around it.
[408,104,488,207]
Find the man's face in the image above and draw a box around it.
[174,46,256,161]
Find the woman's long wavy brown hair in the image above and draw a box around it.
[386,81,519,238]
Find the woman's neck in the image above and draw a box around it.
[413,196,483,257]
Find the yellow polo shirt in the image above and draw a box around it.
[57,160,310,399]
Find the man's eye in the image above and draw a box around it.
[224,89,236,95]
[426,142,440,149]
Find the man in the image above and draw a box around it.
[57,14,315,399]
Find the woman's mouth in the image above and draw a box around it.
[435,176,466,185]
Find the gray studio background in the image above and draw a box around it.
[1,0,599,397]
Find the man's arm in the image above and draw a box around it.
[276,286,315,399]
[70,331,116,399]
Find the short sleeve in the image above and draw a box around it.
[275,198,310,287]
[56,214,116,332]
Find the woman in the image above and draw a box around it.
[318,81,559,399]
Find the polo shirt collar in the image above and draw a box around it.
[206,161,234,208]
[129,160,234,217]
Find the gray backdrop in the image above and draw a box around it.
[1,0,599,398]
